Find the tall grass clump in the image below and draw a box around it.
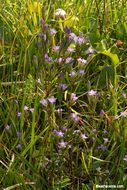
[0,0,127,189]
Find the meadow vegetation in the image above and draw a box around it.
[0,0,127,189]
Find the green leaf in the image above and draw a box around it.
[100,50,119,67]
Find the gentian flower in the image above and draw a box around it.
[58,140,67,149]
[87,90,98,96]
[40,99,48,107]
[70,93,78,103]
[123,155,127,161]
[71,112,80,123]
[48,96,57,103]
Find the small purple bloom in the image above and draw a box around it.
[120,111,127,117]
[57,108,63,114]
[59,72,64,79]
[24,105,29,111]
[16,144,22,150]
[69,33,77,42]
[40,99,48,107]
[50,28,57,35]
[64,26,71,34]
[29,108,34,113]
[123,155,127,161]
[87,90,98,96]
[38,33,46,40]
[98,144,107,151]
[58,140,67,149]
[53,130,64,137]
[103,138,109,143]
[71,112,80,123]
[76,36,84,44]
[86,47,94,54]
[81,133,88,139]
[17,112,21,117]
[40,18,44,25]
[48,96,57,103]
[53,45,60,51]
[58,83,68,90]
[44,53,52,62]
[79,70,85,75]
[67,47,75,53]
[77,58,87,65]
[58,57,63,64]
[100,110,105,116]
[70,93,78,102]
[16,132,22,138]
[69,70,76,77]
[5,124,11,130]
[66,57,74,63]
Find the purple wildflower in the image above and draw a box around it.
[38,33,46,40]
[98,144,107,151]
[77,58,87,65]
[103,138,109,143]
[76,36,84,44]
[58,83,68,90]
[100,110,105,116]
[40,99,48,107]
[57,108,63,114]
[120,110,127,117]
[67,47,75,52]
[50,28,57,35]
[48,96,57,103]
[17,112,21,117]
[44,53,52,62]
[70,93,78,102]
[24,105,29,111]
[53,45,60,51]
[58,57,63,64]
[53,129,64,137]
[79,70,85,75]
[64,26,71,34]
[123,155,127,161]
[16,132,22,138]
[69,70,76,77]
[16,144,22,150]
[40,18,44,25]
[69,33,77,42]
[65,57,74,63]
[59,72,65,79]
[87,90,98,96]
[5,124,11,130]
[58,140,67,149]
[71,112,80,123]
[29,108,34,113]
[81,133,88,139]
[86,47,94,54]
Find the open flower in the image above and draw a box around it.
[71,112,80,123]
[55,8,66,20]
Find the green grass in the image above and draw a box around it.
[0,0,127,189]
